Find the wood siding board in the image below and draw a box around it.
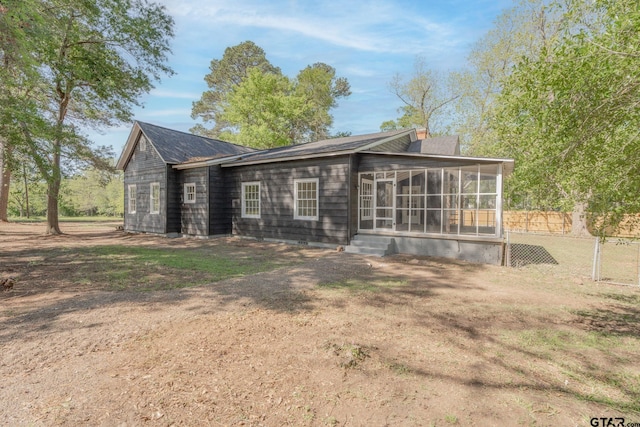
[165,166,181,233]
[227,156,350,245]
[180,167,209,236]
[209,165,232,235]
[123,139,168,234]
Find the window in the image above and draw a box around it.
[139,136,146,151]
[128,185,137,214]
[357,166,501,237]
[150,182,160,214]
[242,182,260,218]
[184,183,196,204]
[294,178,319,220]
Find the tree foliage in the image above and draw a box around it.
[492,0,640,235]
[191,41,351,147]
[7,161,124,218]
[383,56,459,137]
[191,41,280,138]
[452,0,564,154]
[0,0,174,233]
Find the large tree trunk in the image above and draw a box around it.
[571,201,591,236]
[0,138,12,222]
[45,182,61,234]
[45,142,62,235]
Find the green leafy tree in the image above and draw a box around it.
[219,68,308,148]
[452,0,564,154]
[191,41,350,147]
[1,0,174,234]
[0,0,47,221]
[63,166,123,217]
[493,0,640,236]
[294,62,351,142]
[8,154,42,218]
[191,41,281,138]
[101,170,124,217]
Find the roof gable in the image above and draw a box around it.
[116,121,255,170]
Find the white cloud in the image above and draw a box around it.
[159,0,459,55]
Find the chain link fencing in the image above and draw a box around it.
[592,238,640,286]
[505,231,640,287]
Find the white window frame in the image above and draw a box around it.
[128,184,137,214]
[294,178,319,221]
[150,182,160,214]
[241,182,261,218]
[184,183,196,204]
[139,136,146,152]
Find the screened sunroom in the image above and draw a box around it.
[357,163,504,238]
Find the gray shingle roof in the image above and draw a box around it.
[137,122,255,164]
[407,135,460,156]
[222,129,412,166]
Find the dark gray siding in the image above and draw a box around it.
[166,166,181,233]
[123,139,167,233]
[348,154,359,241]
[209,165,232,235]
[227,156,350,245]
[180,167,209,236]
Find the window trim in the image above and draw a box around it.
[184,182,196,204]
[150,182,160,214]
[241,181,261,219]
[128,184,137,214]
[293,178,319,221]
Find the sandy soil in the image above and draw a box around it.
[0,221,637,426]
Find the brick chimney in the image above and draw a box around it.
[415,128,428,139]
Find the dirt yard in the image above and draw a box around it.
[1,221,639,426]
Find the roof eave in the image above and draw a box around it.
[173,150,270,170]
[116,123,141,170]
[359,150,515,173]
[352,129,416,152]
[221,149,354,168]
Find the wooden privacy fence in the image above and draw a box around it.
[503,211,640,237]
[504,211,572,234]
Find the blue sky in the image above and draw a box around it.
[92,0,514,156]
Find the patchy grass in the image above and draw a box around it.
[499,292,640,414]
[3,222,640,425]
[73,245,299,291]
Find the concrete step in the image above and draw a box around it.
[344,245,388,256]
[344,235,395,257]
[351,235,395,244]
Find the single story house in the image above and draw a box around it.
[117,121,514,264]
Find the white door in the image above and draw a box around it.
[374,179,394,230]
